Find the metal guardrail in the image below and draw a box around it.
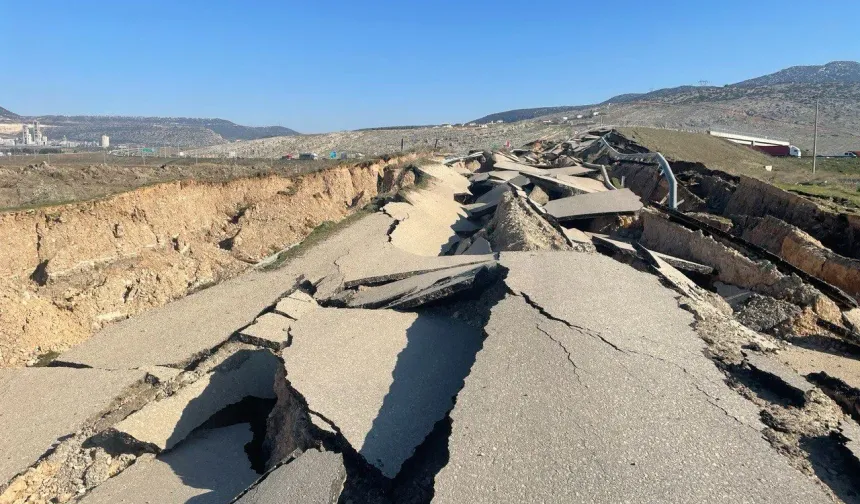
[597,136,678,210]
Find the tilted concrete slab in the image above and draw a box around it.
[506,175,531,188]
[233,449,346,504]
[555,173,609,192]
[542,166,597,177]
[238,313,292,349]
[637,246,724,310]
[434,252,831,503]
[388,265,496,309]
[463,237,492,255]
[346,262,495,309]
[778,345,860,393]
[80,424,258,504]
[838,419,860,465]
[386,186,476,256]
[544,188,643,222]
[466,184,513,217]
[591,234,714,275]
[414,163,472,196]
[286,308,482,478]
[0,367,146,485]
[474,183,511,205]
[485,170,520,182]
[113,350,279,451]
[56,212,396,370]
[468,172,490,183]
[492,159,548,176]
[744,352,815,399]
[526,172,607,195]
[339,239,493,288]
[561,226,591,244]
[274,291,318,320]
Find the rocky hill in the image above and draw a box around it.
[0,106,20,122]
[471,61,860,153]
[0,112,298,148]
[735,61,860,87]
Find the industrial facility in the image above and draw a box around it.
[18,121,48,146]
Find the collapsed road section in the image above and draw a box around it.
[3,130,860,503]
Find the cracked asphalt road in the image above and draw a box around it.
[433,251,831,503]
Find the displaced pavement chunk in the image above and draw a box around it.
[113,350,279,451]
[339,239,493,288]
[345,262,496,309]
[274,291,318,320]
[0,367,146,485]
[592,234,714,275]
[544,188,643,222]
[238,313,293,350]
[234,449,346,504]
[80,424,258,504]
[285,308,482,478]
[744,352,815,400]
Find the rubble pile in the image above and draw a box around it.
[4,129,860,504]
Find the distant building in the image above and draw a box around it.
[100,135,110,148]
[19,121,47,146]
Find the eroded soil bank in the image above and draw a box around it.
[0,155,416,367]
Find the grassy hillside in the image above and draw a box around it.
[619,127,860,210]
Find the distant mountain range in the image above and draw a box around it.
[0,109,298,148]
[471,61,860,152]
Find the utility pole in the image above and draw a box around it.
[812,99,819,174]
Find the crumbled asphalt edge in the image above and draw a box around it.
[0,311,299,502]
[0,374,162,500]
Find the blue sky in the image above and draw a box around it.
[1,0,858,132]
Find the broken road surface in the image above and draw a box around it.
[5,140,859,503]
[433,252,831,503]
[286,308,482,478]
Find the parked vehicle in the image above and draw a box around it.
[751,144,802,157]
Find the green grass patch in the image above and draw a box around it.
[260,203,379,271]
[776,182,860,211]
[32,350,61,367]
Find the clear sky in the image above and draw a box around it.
[1,0,858,132]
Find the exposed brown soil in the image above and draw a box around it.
[0,155,416,368]
[0,155,358,211]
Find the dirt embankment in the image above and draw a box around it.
[0,156,414,367]
[725,176,860,260]
[741,216,860,301]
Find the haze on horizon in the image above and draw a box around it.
[1,0,859,132]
